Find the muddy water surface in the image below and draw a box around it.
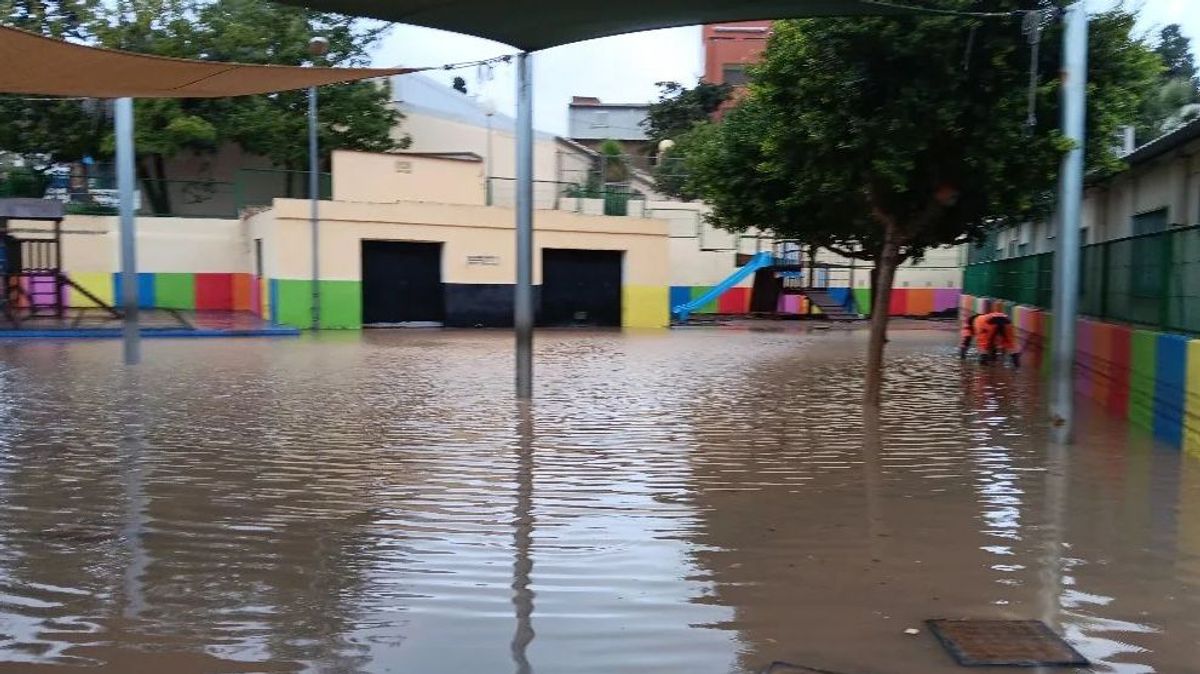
[0,327,1196,673]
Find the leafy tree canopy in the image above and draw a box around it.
[642,80,732,198]
[1156,24,1197,82]
[1135,23,1200,144]
[0,0,407,213]
[679,4,1159,403]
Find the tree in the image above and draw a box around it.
[1135,24,1200,144]
[642,80,732,198]
[1157,24,1197,81]
[597,139,630,183]
[682,6,1159,406]
[0,0,406,214]
[0,1,107,166]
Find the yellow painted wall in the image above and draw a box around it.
[267,198,669,288]
[623,285,670,328]
[1187,340,1200,458]
[332,150,486,206]
[10,215,250,274]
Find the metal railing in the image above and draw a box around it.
[0,166,331,218]
[485,177,647,216]
[963,224,1200,334]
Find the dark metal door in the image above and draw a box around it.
[361,241,444,324]
[540,249,622,327]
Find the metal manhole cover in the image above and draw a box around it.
[926,619,1088,667]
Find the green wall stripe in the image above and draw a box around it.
[274,279,362,329]
[688,285,717,314]
[852,288,871,316]
[318,280,362,329]
[1129,329,1158,431]
[155,273,196,310]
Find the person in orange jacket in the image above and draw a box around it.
[973,311,1020,367]
[958,312,979,360]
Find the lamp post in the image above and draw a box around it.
[482,97,496,206]
[307,36,329,330]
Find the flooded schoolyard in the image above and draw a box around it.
[0,326,1196,673]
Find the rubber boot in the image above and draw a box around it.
[959,346,968,360]
[1010,352,1021,369]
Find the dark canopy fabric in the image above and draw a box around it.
[0,25,418,98]
[273,0,901,51]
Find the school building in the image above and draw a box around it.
[962,117,1200,451]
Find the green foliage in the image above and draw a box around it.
[685,6,1159,263]
[643,80,732,198]
[597,139,629,183]
[0,1,106,164]
[0,0,406,213]
[642,80,732,144]
[1157,24,1197,82]
[1135,24,1200,144]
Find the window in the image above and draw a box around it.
[254,239,263,278]
[1132,208,1168,236]
[722,64,748,86]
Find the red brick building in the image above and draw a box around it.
[702,21,772,88]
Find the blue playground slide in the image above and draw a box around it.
[672,251,773,323]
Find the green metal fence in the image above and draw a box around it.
[963,224,1200,334]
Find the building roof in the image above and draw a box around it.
[1124,117,1200,167]
[275,0,903,51]
[568,100,650,110]
[391,72,556,141]
[0,24,411,98]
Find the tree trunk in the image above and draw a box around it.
[868,264,881,318]
[864,222,901,408]
[136,156,171,215]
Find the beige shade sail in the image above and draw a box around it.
[0,25,418,98]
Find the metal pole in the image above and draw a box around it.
[309,85,321,330]
[514,52,534,399]
[1049,2,1088,441]
[115,97,140,365]
[485,111,494,206]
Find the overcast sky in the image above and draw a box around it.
[371,0,1200,136]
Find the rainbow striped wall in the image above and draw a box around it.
[670,286,960,316]
[961,294,1200,453]
[31,272,266,315]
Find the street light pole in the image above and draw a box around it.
[307,36,329,331]
[514,52,534,399]
[1049,3,1088,443]
[115,97,140,365]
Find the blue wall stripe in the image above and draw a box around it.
[669,286,692,311]
[1154,333,1187,447]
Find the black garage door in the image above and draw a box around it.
[540,249,622,327]
[361,241,444,325]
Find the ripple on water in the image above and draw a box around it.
[0,327,1196,673]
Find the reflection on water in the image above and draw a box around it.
[0,328,1197,673]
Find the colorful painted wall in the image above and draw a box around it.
[8,215,259,314]
[961,294,1200,453]
[252,198,670,330]
[14,271,260,313]
[670,285,961,317]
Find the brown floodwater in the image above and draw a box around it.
[0,326,1196,674]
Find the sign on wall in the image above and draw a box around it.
[467,255,500,266]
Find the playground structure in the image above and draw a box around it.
[0,199,121,327]
[671,242,865,323]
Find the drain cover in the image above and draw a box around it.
[926,619,1088,667]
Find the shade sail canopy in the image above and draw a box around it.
[274,0,901,51]
[0,25,417,98]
